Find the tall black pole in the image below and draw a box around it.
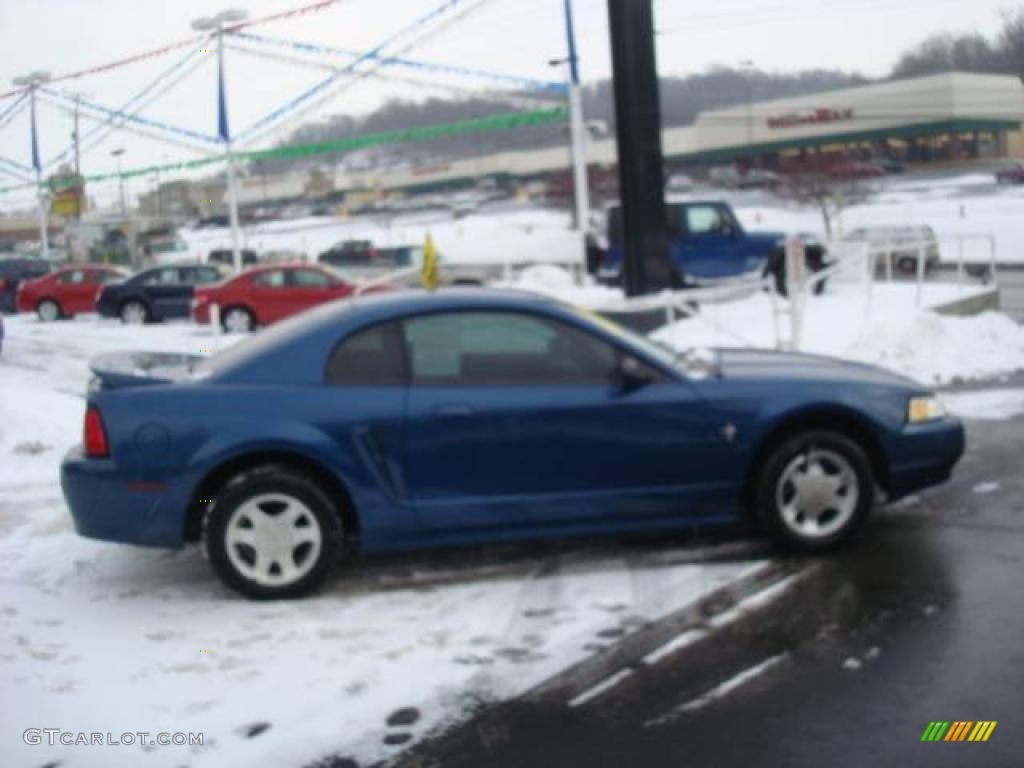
[606,0,670,296]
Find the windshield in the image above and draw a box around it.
[566,304,682,368]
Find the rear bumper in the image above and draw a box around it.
[886,416,965,500]
[94,294,120,318]
[60,446,190,548]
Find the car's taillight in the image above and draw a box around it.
[84,406,110,458]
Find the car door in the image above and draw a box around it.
[672,203,744,279]
[140,267,185,319]
[286,267,351,317]
[248,269,292,323]
[401,309,720,533]
[57,269,97,313]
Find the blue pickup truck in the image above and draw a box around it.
[595,200,829,293]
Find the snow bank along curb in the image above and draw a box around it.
[524,559,809,704]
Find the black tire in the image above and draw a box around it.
[120,299,149,325]
[764,256,787,296]
[754,430,874,551]
[896,256,917,275]
[36,298,61,322]
[221,306,255,333]
[204,466,343,599]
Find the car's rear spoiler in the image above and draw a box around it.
[89,351,205,391]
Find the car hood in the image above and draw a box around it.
[745,230,786,246]
[714,347,921,389]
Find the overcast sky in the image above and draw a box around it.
[0,0,1016,208]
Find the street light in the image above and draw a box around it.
[549,56,591,236]
[191,7,248,273]
[12,70,52,260]
[111,148,126,216]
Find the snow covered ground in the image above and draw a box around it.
[0,314,769,768]
[182,206,582,269]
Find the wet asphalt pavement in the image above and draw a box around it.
[385,404,1024,768]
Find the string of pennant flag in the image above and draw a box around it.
[0,106,568,196]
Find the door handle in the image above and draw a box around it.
[434,403,474,418]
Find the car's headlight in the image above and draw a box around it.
[908,395,946,423]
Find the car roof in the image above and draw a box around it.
[204,288,563,385]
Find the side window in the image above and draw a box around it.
[251,270,286,288]
[402,311,619,386]
[95,270,118,284]
[195,268,221,284]
[684,205,728,236]
[58,270,85,284]
[290,268,334,288]
[325,322,405,385]
[142,268,179,285]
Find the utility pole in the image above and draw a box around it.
[12,70,52,261]
[606,0,670,296]
[550,0,590,238]
[111,148,126,216]
[192,7,248,274]
[73,95,81,177]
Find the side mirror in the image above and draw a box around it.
[611,355,653,393]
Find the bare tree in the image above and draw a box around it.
[781,170,866,240]
[1001,7,1024,82]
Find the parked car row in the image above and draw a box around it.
[8,261,390,332]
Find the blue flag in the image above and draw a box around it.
[30,99,40,172]
[563,0,580,85]
[217,43,230,142]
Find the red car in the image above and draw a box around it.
[995,163,1024,184]
[192,263,388,332]
[16,264,128,321]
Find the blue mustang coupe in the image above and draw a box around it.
[61,289,964,599]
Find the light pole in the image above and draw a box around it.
[12,70,52,261]
[111,148,126,215]
[551,0,591,245]
[192,8,247,273]
[740,59,755,170]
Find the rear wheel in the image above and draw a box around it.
[222,306,254,333]
[204,466,342,599]
[755,430,873,551]
[36,299,61,322]
[120,300,149,325]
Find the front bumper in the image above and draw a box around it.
[60,446,190,548]
[886,416,965,500]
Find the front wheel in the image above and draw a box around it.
[755,430,874,551]
[120,300,149,325]
[222,306,255,333]
[37,299,61,322]
[204,466,342,599]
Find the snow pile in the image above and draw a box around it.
[653,284,1024,386]
[942,389,1024,420]
[848,310,1024,385]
